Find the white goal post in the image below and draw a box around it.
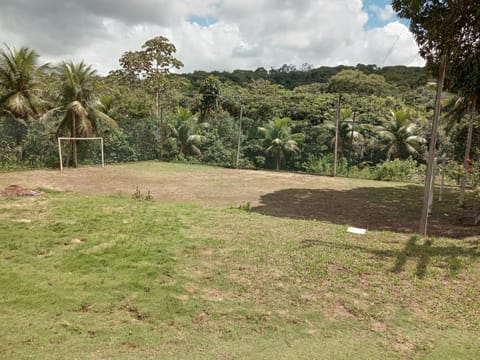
[57,137,104,171]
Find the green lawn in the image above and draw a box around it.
[0,170,479,359]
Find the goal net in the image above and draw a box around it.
[57,137,104,171]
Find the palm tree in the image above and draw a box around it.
[46,61,116,167]
[168,108,206,158]
[0,45,47,152]
[377,109,426,160]
[0,45,46,118]
[321,108,365,157]
[259,117,303,170]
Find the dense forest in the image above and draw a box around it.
[0,38,478,184]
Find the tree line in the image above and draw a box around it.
[0,36,477,183]
[182,63,429,91]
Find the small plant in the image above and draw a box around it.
[132,187,153,201]
[133,186,142,199]
[237,202,251,212]
[144,190,153,201]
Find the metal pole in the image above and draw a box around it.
[58,138,63,171]
[333,95,341,177]
[100,137,105,168]
[419,55,447,237]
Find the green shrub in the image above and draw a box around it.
[441,160,463,185]
[373,158,425,182]
[349,162,375,179]
[303,154,348,176]
[104,131,138,163]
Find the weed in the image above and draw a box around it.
[132,187,153,201]
[237,201,251,212]
[144,190,153,201]
[132,186,142,199]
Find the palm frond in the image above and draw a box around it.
[187,134,206,145]
[406,135,427,144]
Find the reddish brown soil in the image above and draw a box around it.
[0,184,44,197]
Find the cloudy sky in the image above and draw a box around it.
[0,0,423,74]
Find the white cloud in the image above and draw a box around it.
[369,4,395,22]
[0,0,423,74]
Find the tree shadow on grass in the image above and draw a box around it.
[300,236,479,278]
[252,184,479,239]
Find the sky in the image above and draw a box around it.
[0,0,424,74]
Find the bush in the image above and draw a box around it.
[104,131,138,163]
[303,154,348,176]
[0,140,19,170]
[373,158,425,182]
[349,162,376,179]
[201,138,235,168]
[441,160,464,186]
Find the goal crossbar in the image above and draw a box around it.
[57,137,104,171]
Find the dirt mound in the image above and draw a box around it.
[0,185,44,197]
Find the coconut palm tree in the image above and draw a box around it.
[45,61,116,167]
[259,117,303,170]
[0,45,47,154]
[377,109,426,160]
[0,45,46,118]
[168,107,206,158]
[321,108,365,157]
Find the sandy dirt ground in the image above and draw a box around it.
[0,162,476,238]
[0,163,358,206]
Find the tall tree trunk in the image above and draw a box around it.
[159,106,164,160]
[236,106,243,168]
[154,85,166,161]
[419,55,447,237]
[459,92,478,206]
[71,112,78,167]
[347,111,356,177]
[333,95,341,177]
[179,142,184,157]
[155,87,160,117]
[13,118,24,161]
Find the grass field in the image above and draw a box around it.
[0,162,479,359]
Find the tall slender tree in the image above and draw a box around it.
[199,75,221,121]
[323,108,364,158]
[47,61,116,167]
[392,0,480,235]
[119,36,183,159]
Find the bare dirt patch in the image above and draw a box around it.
[202,289,228,301]
[69,238,84,244]
[371,321,387,333]
[0,163,353,206]
[0,162,475,238]
[332,303,357,319]
[0,184,44,197]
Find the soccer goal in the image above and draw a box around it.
[57,137,104,171]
